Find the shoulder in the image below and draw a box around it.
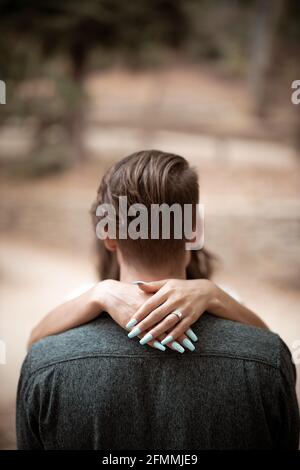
[20,314,295,383]
[193,314,295,374]
[22,315,141,378]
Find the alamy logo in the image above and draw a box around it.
[0,80,6,104]
[95,197,205,250]
[291,80,300,105]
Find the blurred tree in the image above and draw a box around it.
[247,0,300,150]
[1,0,299,169]
[248,0,285,116]
[0,0,189,163]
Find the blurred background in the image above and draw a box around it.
[0,0,300,449]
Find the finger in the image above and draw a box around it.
[138,331,185,354]
[126,289,170,328]
[133,280,168,293]
[157,333,173,350]
[156,333,186,354]
[133,300,177,334]
[178,333,196,352]
[138,332,166,352]
[138,330,169,352]
[185,327,198,343]
[161,318,193,346]
[139,313,179,343]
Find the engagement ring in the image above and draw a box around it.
[172,309,183,321]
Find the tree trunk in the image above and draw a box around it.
[248,0,285,116]
[69,45,87,163]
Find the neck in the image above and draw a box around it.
[119,262,186,283]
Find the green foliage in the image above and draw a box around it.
[0,0,299,174]
[0,0,189,77]
[0,0,191,172]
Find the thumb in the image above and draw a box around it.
[132,280,167,293]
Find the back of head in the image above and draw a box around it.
[91,149,213,280]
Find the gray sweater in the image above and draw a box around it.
[16,313,299,449]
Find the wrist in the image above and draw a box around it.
[206,281,222,312]
[90,280,116,312]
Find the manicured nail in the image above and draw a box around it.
[126,318,138,330]
[171,341,185,353]
[153,341,166,351]
[182,338,195,352]
[161,335,173,346]
[186,328,198,342]
[132,280,147,285]
[140,333,153,345]
[128,327,141,338]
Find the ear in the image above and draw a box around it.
[185,249,191,268]
[104,237,118,252]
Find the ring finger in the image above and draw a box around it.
[139,312,181,345]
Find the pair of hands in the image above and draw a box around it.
[92,278,217,353]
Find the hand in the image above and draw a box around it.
[91,279,150,329]
[125,279,217,348]
[92,280,197,353]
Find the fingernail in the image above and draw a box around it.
[171,341,185,353]
[128,327,141,339]
[139,333,153,345]
[186,328,198,342]
[182,338,195,352]
[161,335,173,346]
[126,318,138,330]
[153,341,166,351]
[132,280,147,285]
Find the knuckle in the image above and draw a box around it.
[144,300,155,312]
[152,324,164,336]
[171,295,180,304]
[156,307,168,319]
[139,318,150,330]
[191,311,198,321]
[163,316,176,329]
[166,279,176,289]
[136,312,146,322]
[177,326,186,336]
[150,309,165,324]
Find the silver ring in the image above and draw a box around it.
[172,309,183,321]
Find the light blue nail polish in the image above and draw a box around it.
[126,318,138,330]
[171,341,185,353]
[161,335,173,346]
[186,328,198,342]
[139,333,153,345]
[183,338,195,352]
[132,280,147,285]
[153,341,166,351]
[128,327,141,339]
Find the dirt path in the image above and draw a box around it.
[0,238,96,449]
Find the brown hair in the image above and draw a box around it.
[91,150,213,280]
